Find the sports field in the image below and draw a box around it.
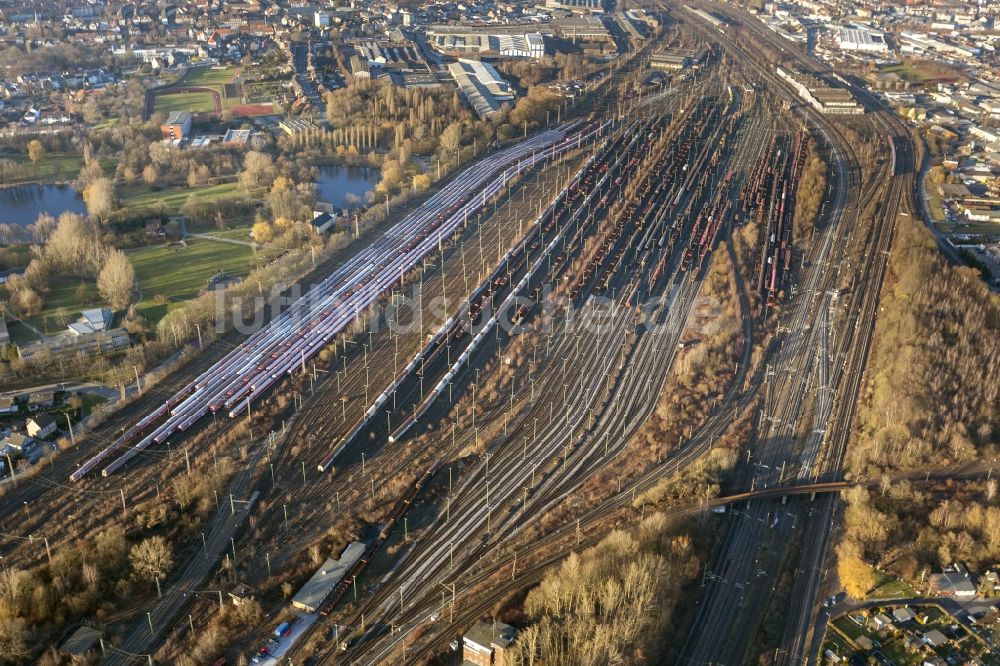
[152,90,219,115]
[145,65,243,119]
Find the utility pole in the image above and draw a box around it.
[64,413,75,447]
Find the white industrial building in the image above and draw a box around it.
[430,30,545,59]
[449,59,516,119]
[496,33,546,59]
[838,27,889,53]
[776,67,863,115]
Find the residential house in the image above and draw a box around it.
[26,413,57,439]
[922,629,948,647]
[964,207,1000,223]
[311,212,336,234]
[228,583,254,606]
[291,542,366,613]
[0,433,34,455]
[18,328,130,361]
[871,613,894,630]
[980,569,1000,596]
[892,606,917,623]
[59,625,101,657]
[277,118,317,135]
[223,128,251,145]
[350,55,371,80]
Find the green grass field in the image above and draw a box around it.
[820,631,854,662]
[181,65,239,86]
[150,66,242,117]
[153,90,219,115]
[833,616,866,641]
[4,153,83,182]
[868,570,918,599]
[944,221,1000,236]
[0,153,112,186]
[925,190,948,223]
[4,320,42,344]
[880,61,958,85]
[118,182,242,214]
[80,393,108,417]
[128,237,279,322]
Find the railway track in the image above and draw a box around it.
[74,124,609,483]
[328,32,884,660]
[673,2,915,663]
[295,81,802,664]
[107,79,704,660]
[105,141,612,654]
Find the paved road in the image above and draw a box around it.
[0,381,120,403]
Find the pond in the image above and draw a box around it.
[315,165,380,210]
[0,166,380,227]
[0,183,87,226]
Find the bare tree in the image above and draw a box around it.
[440,122,462,157]
[97,248,136,311]
[129,536,174,582]
[142,164,159,186]
[75,160,105,191]
[83,177,116,221]
[0,617,30,660]
[5,277,44,316]
[44,213,105,277]
[29,213,56,241]
[27,139,46,165]
[22,258,50,293]
[239,150,276,191]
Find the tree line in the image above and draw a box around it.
[505,513,701,665]
[836,208,1000,598]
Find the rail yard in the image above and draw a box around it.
[0,1,946,664]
